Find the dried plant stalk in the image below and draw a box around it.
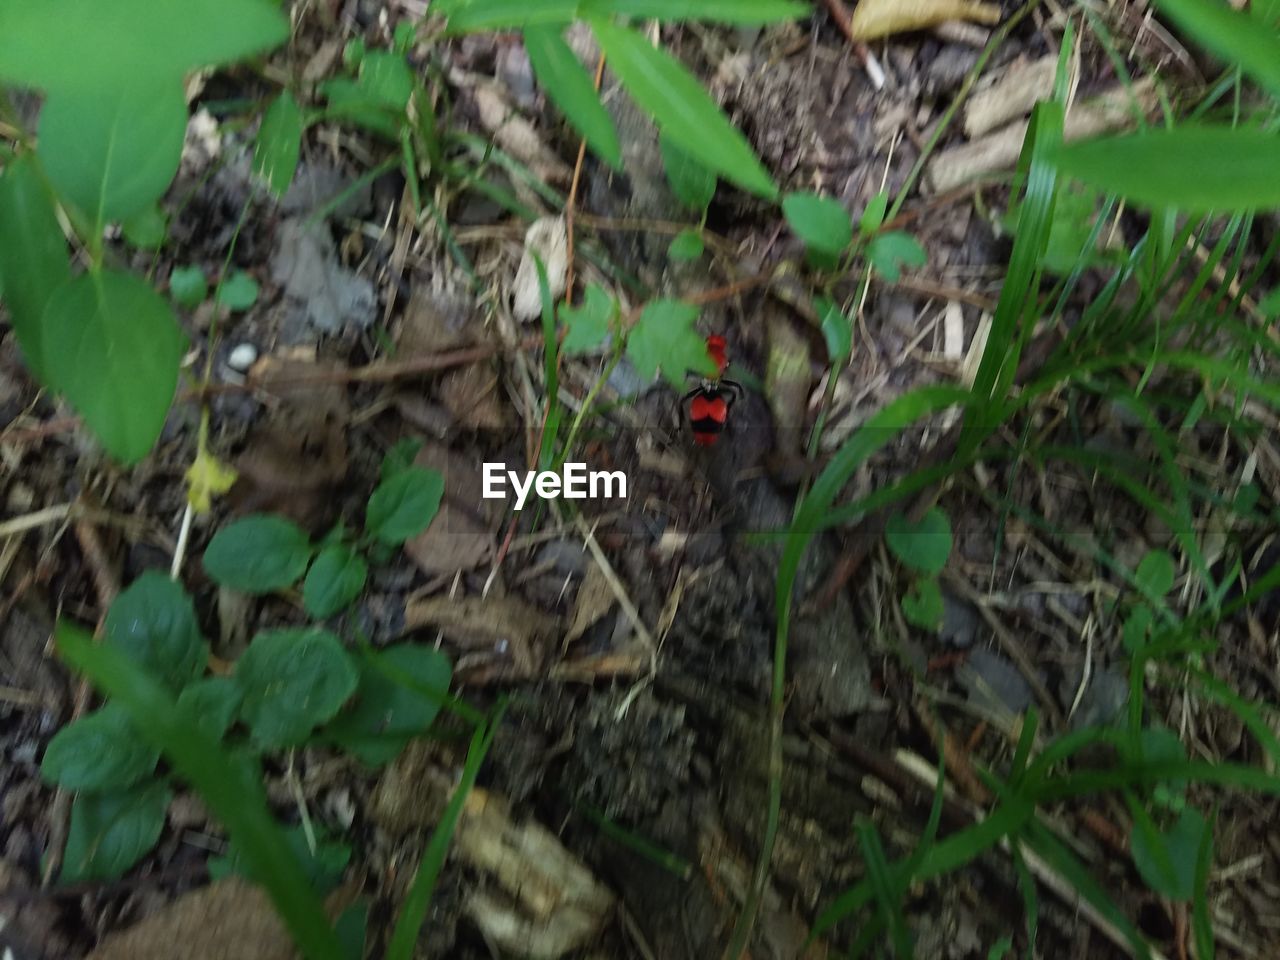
[850,0,1002,41]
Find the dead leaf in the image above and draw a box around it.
[397,287,478,356]
[473,83,572,185]
[566,561,615,643]
[405,594,558,677]
[850,0,1001,41]
[512,216,568,321]
[85,878,355,960]
[765,310,812,460]
[438,362,509,432]
[270,218,376,333]
[403,500,493,575]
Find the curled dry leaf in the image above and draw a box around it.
[566,561,616,644]
[512,216,568,322]
[438,362,510,432]
[850,0,1002,41]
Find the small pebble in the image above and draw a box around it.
[227,343,258,372]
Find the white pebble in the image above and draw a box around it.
[227,343,258,372]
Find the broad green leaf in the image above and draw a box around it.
[525,25,622,170]
[625,298,714,386]
[1055,127,1280,212]
[41,703,159,791]
[815,296,852,364]
[1152,0,1280,97]
[203,515,313,592]
[320,78,402,138]
[38,81,187,230]
[1135,549,1176,598]
[216,269,260,310]
[210,824,351,893]
[0,0,288,95]
[253,92,304,197]
[1131,807,1206,901]
[366,467,445,545]
[42,270,185,464]
[104,571,207,691]
[61,782,170,883]
[902,576,945,631]
[866,230,927,282]
[237,628,358,748]
[440,0,580,31]
[885,507,952,575]
[360,51,415,111]
[169,265,209,308]
[325,645,453,766]
[668,229,704,261]
[660,133,716,211]
[588,0,808,22]
[589,18,777,199]
[381,438,425,480]
[1122,605,1153,654]
[122,204,168,250]
[561,282,616,353]
[860,189,889,235]
[782,191,852,256]
[0,154,70,380]
[176,676,243,741]
[303,545,368,618]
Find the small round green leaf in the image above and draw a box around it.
[216,270,260,311]
[236,628,358,748]
[42,269,185,464]
[203,515,313,593]
[885,507,953,576]
[303,545,368,618]
[866,230,927,282]
[325,645,453,766]
[1135,549,1176,599]
[60,782,171,883]
[169,265,209,308]
[176,676,243,742]
[104,571,207,691]
[668,229,705,261]
[365,467,444,545]
[41,703,159,791]
[901,576,944,632]
[782,191,853,256]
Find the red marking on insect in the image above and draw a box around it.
[684,335,742,447]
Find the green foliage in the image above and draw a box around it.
[41,703,159,792]
[625,298,715,386]
[561,282,617,354]
[204,515,315,593]
[438,0,807,30]
[866,231,928,282]
[122,204,169,250]
[324,645,453,765]
[254,92,306,196]
[236,628,359,748]
[303,545,370,619]
[177,676,244,741]
[42,270,186,464]
[885,507,952,576]
[525,24,622,169]
[783,191,853,257]
[216,269,261,311]
[668,228,705,261]
[1130,807,1208,901]
[210,824,352,894]
[901,576,945,632]
[105,571,207,691]
[815,296,852,364]
[61,781,172,883]
[661,134,717,211]
[365,466,445,545]
[169,265,210,308]
[1153,0,1280,96]
[860,189,889,235]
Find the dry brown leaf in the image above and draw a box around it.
[765,310,812,460]
[438,362,510,432]
[404,594,559,676]
[566,561,616,643]
[849,0,1001,41]
[397,287,477,356]
[403,500,493,575]
[85,878,355,960]
[474,83,572,185]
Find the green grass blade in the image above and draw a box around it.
[1192,808,1216,960]
[524,24,622,169]
[439,0,579,32]
[55,623,345,960]
[1152,0,1280,97]
[587,17,777,199]
[1055,127,1280,211]
[588,0,808,22]
[856,819,913,958]
[386,701,506,960]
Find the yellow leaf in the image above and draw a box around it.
[849,0,1001,40]
[185,448,238,514]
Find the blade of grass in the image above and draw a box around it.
[55,622,345,960]
[1152,0,1280,97]
[856,818,913,958]
[385,699,506,960]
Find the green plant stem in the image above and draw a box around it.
[556,345,623,470]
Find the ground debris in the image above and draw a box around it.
[269,218,376,334]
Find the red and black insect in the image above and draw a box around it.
[684,334,742,447]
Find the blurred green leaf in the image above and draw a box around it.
[525,24,622,169]
[381,438,425,479]
[38,82,186,231]
[902,576,945,632]
[589,18,777,199]
[782,191,852,256]
[122,204,168,250]
[43,269,185,464]
[210,824,351,893]
[169,265,209,308]
[61,782,170,882]
[254,92,305,197]
[237,628,358,748]
[661,133,716,211]
[41,703,158,791]
[866,230,927,282]
[360,51,415,111]
[216,269,260,311]
[1152,0,1280,97]
[1131,807,1206,901]
[1135,549,1176,598]
[366,467,445,545]
[668,228,705,261]
[885,507,952,575]
[561,282,616,354]
[590,0,808,21]
[105,571,207,691]
[625,298,714,386]
[859,189,888,235]
[815,296,852,364]
[203,515,314,593]
[303,545,369,618]
[176,676,243,742]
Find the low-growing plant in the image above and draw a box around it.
[885,506,953,632]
